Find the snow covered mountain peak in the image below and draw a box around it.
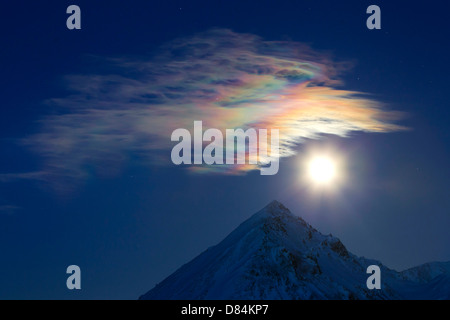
[247,199,313,238]
[264,200,291,215]
[140,201,450,300]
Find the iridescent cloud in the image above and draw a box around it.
[24,29,405,181]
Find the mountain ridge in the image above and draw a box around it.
[140,201,450,300]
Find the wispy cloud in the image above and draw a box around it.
[0,205,21,215]
[0,171,49,183]
[21,28,404,182]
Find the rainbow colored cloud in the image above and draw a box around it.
[25,29,405,181]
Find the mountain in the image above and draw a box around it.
[140,201,450,300]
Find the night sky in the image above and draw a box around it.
[1,0,450,299]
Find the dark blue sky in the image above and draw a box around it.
[1,0,450,299]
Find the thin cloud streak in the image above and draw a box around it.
[0,205,21,215]
[0,171,49,183]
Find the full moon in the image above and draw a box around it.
[308,157,336,184]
